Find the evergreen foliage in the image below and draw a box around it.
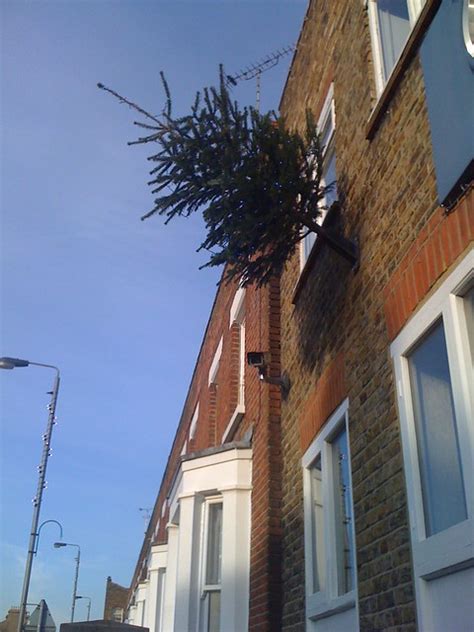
[98,68,334,286]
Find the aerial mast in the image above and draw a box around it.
[226,45,294,111]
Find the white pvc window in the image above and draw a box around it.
[189,403,199,441]
[407,320,467,536]
[222,287,246,442]
[301,84,337,268]
[367,0,426,94]
[200,499,223,632]
[463,0,474,56]
[111,608,124,623]
[391,252,473,629]
[209,338,223,386]
[302,400,357,624]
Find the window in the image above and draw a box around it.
[189,403,199,442]
[302,400,358,626]
[367,0,426,94]
[155,568,166,632]
[200,499,223,632]
[463,0,474,56]
[111,608,123,623]
[301,84,337,268]
[407,321,467,536]
[237,318,245,408]
[223,287,246,441]
[391,253,473,631]
[209,338,223,386]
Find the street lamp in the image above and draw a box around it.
[54,542,81,622]
[0,357,60,632]
[75,596,92,622]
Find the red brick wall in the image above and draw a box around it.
[384,187,473,341]
[299,352,346,453]
[243,276,283,632]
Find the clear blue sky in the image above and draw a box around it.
[0,0,306,624]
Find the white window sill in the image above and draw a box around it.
[307,590,356,622]
[414,518,474,580]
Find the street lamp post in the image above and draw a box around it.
[75,597,92,622]
[54,542,81,622]
[0,357,60,632]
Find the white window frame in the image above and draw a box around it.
[111,608,124,623]
[367,0,427,95]
[190,403,200,442]
[155,568,166,632]
[300,83,337,270]
[302,399,358,624]
[222,288,246,442]
[209,338,223,386]
[390,252,473,627]
[463,0,474,57]
[198,496,223,632]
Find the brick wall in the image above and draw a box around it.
[103,577,128,621]
[279,1,472,631]
[384,187,473,341]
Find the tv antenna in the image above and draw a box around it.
[226,45,294,111]
[139,507,152,534]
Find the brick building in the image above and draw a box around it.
[123,1,473,630]
[0,608,20,632]
[125,274,283,631]
[278,0,473,630]
[103,577,129,623]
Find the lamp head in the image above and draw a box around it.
[0,357,30,370]
[54,542,67,548]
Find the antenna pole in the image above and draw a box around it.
[256,70,261,112]
[227,45,294,109]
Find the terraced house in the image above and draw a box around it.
[125,274,283,632]
[124,0,473,630]
[278,0,473,630]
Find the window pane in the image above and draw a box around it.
[376,0,411,79]
[310,456,325,593]
[331,427,355,595]
[207,591,220,632]
[322,148,337,208]
[303,231,317,262]
[320,113,334,151]
[206,503,223,584]
[462,285,474,366]
[408,320,467,536]
[156,569,166,631]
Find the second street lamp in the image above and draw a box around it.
[54,542,81,622]
[0,357,60,632]
[75,596,92,622]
